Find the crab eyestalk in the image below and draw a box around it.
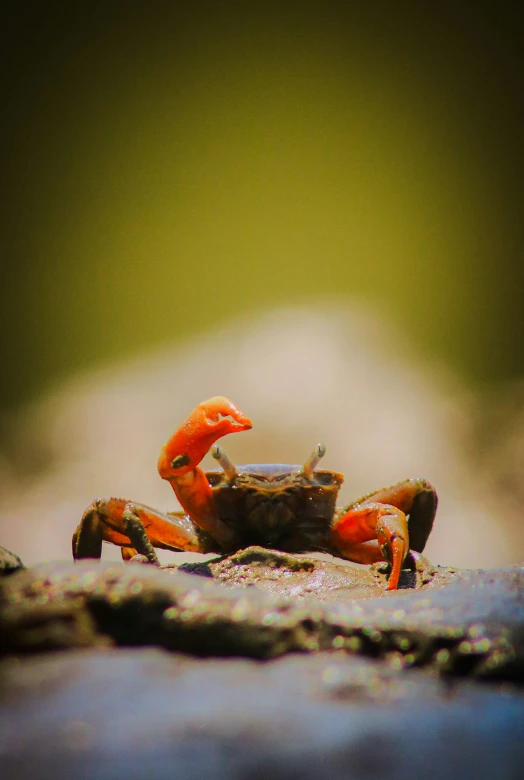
[301,443,327,479]
[212,445,238,482]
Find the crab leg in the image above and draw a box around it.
[330,502,408,589]
[330,478,438,589]
[121,546,140,561]
[356,478,438,553]
[157,396,252,548]
[73,497,208,561]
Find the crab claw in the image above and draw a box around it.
[156,397,252,548]
[330,502,409,590]
[157,396,252,480]
[375,509,409,590]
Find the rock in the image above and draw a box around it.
[0,546,24,576]
[0,553,523,779]
[178,546,453,601]
[1,555,522,679]
[0,647,523,780]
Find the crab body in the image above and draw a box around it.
[74,397,438,589]
[204,464,343,552]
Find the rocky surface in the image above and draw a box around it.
[0,551,521,677]
[179,546,453,600]
[0,546,24,576]
[1,550,523,779]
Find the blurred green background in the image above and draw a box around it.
[2,2,522,412]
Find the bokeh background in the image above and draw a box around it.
[1,2,523,567]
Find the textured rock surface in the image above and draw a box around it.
[0,553,522,677]
[179,546,452,600]
[1,552,523,779]
[0,546,24,576]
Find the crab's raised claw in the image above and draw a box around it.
[156,397,252,547]
[330,502,409,590]
[157,397,252,479]
[73,497,209,562]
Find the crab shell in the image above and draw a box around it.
[204,464,344,551]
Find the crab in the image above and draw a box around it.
[73,397,437,590]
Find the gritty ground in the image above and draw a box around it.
[1,548,523,779]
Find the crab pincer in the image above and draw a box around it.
[330,478,437,589]
[156,396,252,546]
[330,503,409,590]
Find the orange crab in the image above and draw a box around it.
[73,397,437,590]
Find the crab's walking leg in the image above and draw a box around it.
[121,546,139,561]
[121,508,160,564]
[330,503,409,590]
[157,396,252,548]
[73,497,206,561]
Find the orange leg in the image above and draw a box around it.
[330,479,437,590]
[121,547,138,561]
[356,478,437,553]
[330,502,409,590]
[72,497,213,562]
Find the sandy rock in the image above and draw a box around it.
[1,556,522,679]
[0,546,24,576]
[178,546,452,602]
[1,550,523,780]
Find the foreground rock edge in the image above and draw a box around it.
[0,552,523,681]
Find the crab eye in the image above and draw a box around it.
[171,453,190,469]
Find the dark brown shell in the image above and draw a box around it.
[205,465,344,552]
